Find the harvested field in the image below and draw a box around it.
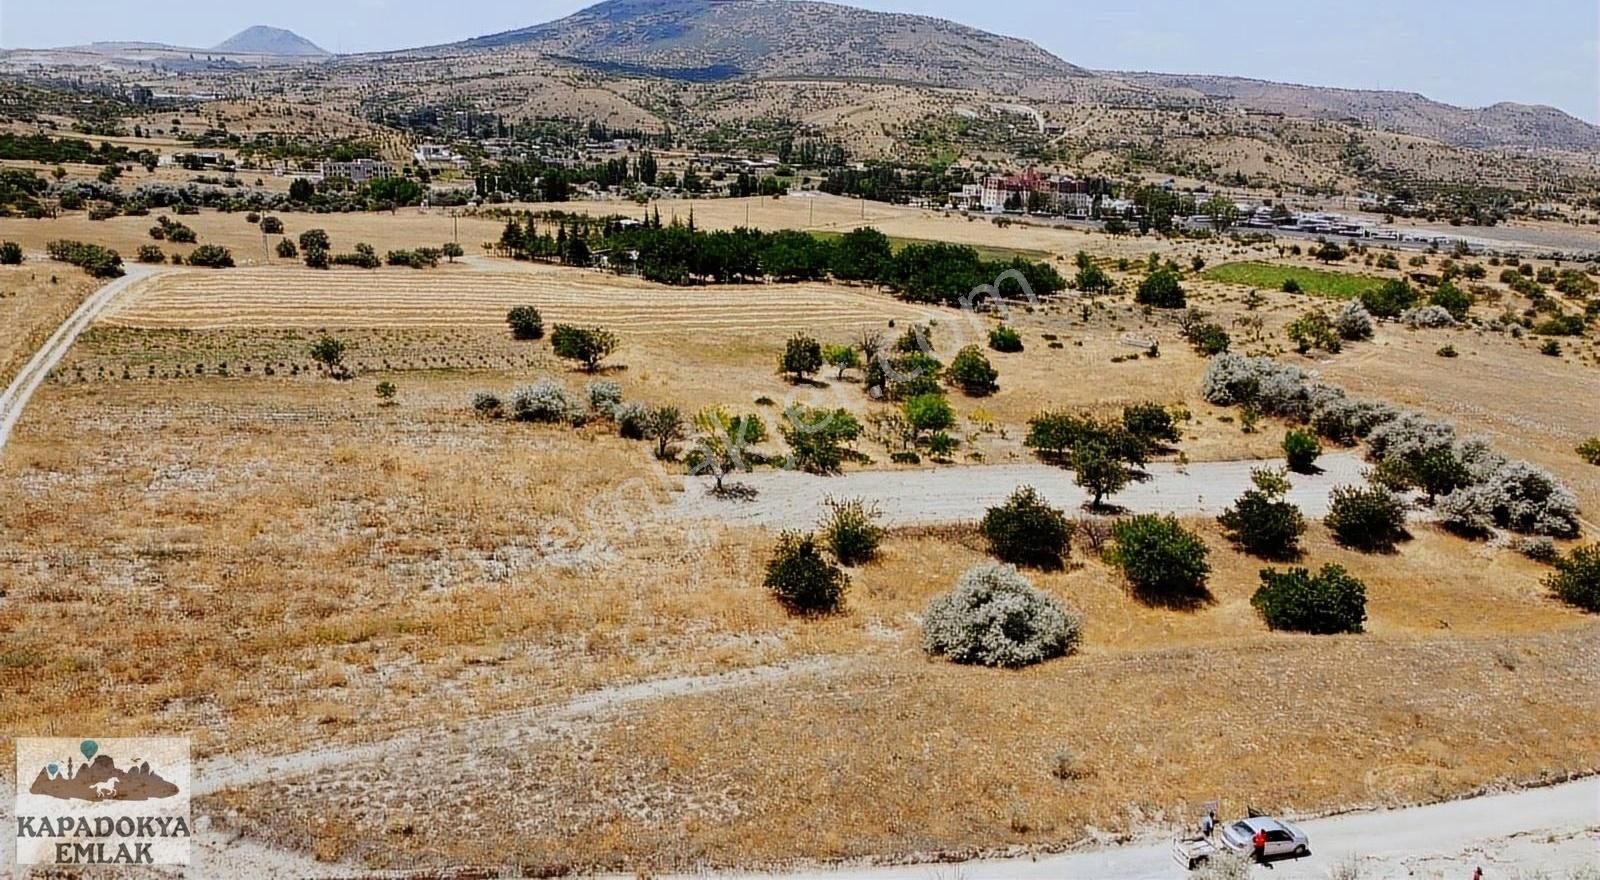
[103,264,941,333]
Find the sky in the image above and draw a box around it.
[1,0,1595,122]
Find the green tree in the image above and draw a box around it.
[1,241,26,265]
[1136,267,1186,308]
[309,335,349,379]
[506,306,544,340]
[551,324,618,372]
[1123,402,1180,447]
[823,343,860,379]
[830,227,893,283]
[1545,544,1600,612]
[1252,564,1367,634]
[903,393,955,439]
[780,406,862,475]
[764,532,848,615]
[1203,194,1238,232]
[1326,485,1409,552]
[988,325,1024,353]
[1073,251,1114,294]
[645,405,685,460]
[442,242,465,262]
[778,333,824,382]
[1110,515,1212,606]
[375,381,398,405]
[945,345,998,396]
[1073,443,1134,509]
[298,228,330,252]
[980,486,1073,569]
[1218,467,1307,559]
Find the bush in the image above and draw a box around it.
[778,333,823,381]
[921,563,1081,668]
[946,345,999,395]
[1333,301,1374,341]
[1136,267,1186,308]
[1402,305,1456,328]
[186,244,234,269]
[1428,282,1473,320]
[822,343,860,379]
[1218,468,1306,560]
[584,379,624,416]
[764,532,848,615]
[551,324,619,372]
[1579,438,1600,466]
[303,247,330,270]
[275,238,297,259]
[1359,279,1418,318]
[1462,459,1581,538]
[1110,515,1211,605]
[613,401,651,439]
[510,379,582,424]
[903,393,955,437]
[0,241,22,265]
[1122,402,1180,447]
[819,497,884,567]
[299,229,331,252]
[1185,321,1231,356]
[136,244,165,264]
[46,239,124,278]
[988,325,1024,353]
[1252,564,1367,634]
[1545,544,1600,612]
[981,486,1073,569]
[1283,429,1322,473]
[779,406,861,475]
[1201,354,1319,420]
[1326,485,1408,552]
[260,216,283,235]
[471,391,504,419]
[507,305,544,340]
[1281,278,1302,294]
[1287,310,1342,354]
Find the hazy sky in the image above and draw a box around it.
[1,0,1595,122]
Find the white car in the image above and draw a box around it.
[1219,817,1310,861]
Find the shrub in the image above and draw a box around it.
[46,239,123,278]
[0,241,22,265]
[299,229,331,251]
[764,532,848,615]
[585,379,624,416]
[1122,402,1179,447]
[510,379,581,424]
[1281,278,1302,294]
[260,216,283,234]
[1252,564,1367,634]
[275,238,297,259]
[308,334,349,378]
[1110,515,1211,605]
[1136,267,1186,308]
[1540,339,1562,357]
[1333,301,1374,340]
[981,486,1073,569]
[1578,438,1600,466]
[1311,398,1399,445]
[1402,305,1456,328]
[1359,279,1418,318]
[551,324,619,372]
[1515,536,1559,564]
[778,333,824,381]
[1287,310,1342,354]
[1218,469,1306,560]
[613,401,650,439]
[186,244,234,268]
[819,497,884,567]
[1283,429,1322,473]
[1428,282,1473,320]
[921,563,1081,668]
[946,345,999,395]
[903,393,955,437]
[506,305,544,340]
[1545,545,1600,612]
[136,244,165,264]
[375,381,398,404]
[1185,321,1231,356]
[471,391,504,419]
[1201,354,1319,420]
[644,405,685,460]
[822,343,860,379]
[1326,485,1408,552]
[988,325,1024,353]
[304,247,329,270]
[780,406,861,474]
[1466,459,1581,538]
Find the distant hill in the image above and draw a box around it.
[455,0,1089,91]
[213,26,329,57]
[1117,73,1600,153]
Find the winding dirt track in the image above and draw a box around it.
[0,264,162,457]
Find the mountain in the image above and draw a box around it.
[455,0,1088,91]
[213,26,329,58]
[1118,73,1600,152]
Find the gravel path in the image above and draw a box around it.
[0,264,162,458]
[662,777,1599,880]
[672,452,1370,530]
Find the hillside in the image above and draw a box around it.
[455,0,1090,92]
[1119,73,1600,152]
[213,26,329,57]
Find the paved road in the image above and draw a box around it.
[672,452,1370,529]
[664,777,1599,880]
[0,264,162,457]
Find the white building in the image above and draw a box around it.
[320,158,394,184]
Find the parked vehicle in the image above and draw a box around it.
[1219,817,1310,860]
[1171,835,1218,869]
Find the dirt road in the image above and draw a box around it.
[672,452,1371,529]
[0,264,161,458]
[677,777,1599,880]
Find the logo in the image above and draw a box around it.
[14,737,191,866]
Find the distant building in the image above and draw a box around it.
[979,170,1089,213]
[320,158,393,184]
[413,144,467,170]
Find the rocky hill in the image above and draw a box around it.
[213,26,329,58]
[1118,73,1600,152]
[455,0,1090,92]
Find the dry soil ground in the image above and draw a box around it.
[0,221,1596,876]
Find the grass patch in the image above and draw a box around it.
[1204,262,1387,299]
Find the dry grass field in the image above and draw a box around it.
[1,226,1596,875]
[0,266,98,388]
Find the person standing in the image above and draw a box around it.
[1252,826,1268,864]
[1201,810,1215,838]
